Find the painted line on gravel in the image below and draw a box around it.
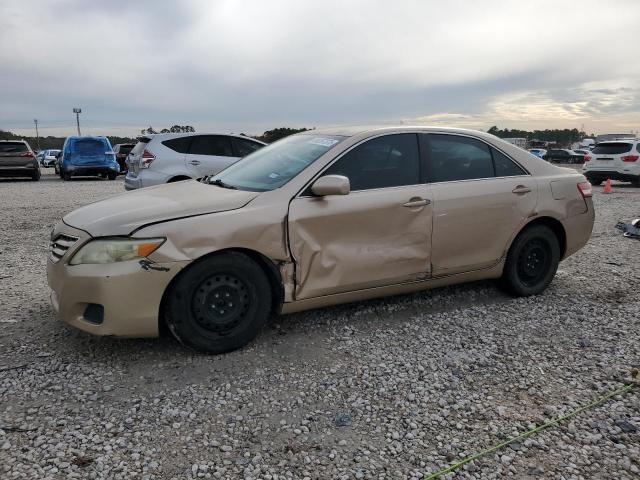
[423,375,638,479]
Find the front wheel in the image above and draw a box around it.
[107,172,117,180]
[164,252,272,353]
[501,225,560,296]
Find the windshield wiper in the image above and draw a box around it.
[209,178,238,190]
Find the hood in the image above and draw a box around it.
[63,180,260,237]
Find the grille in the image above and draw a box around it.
[49,234,78,263]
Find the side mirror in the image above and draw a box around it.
[311,175,350,196]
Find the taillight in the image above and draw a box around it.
[584,155,591,162]
[19,151,34,158]
[140,149,156,168]
[577,181,592,198]
[621,155,639,162]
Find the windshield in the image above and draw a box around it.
[212,134,345,191]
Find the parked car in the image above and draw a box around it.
[58,136,119,181]
[48,126,594,353]
[38,149,61,167]
[583,140,640,186]
[528,148,547,158]
[543,149,584,164]
[572,149,591,157]
[0,140,40,181]
[112,143,135,173]
[124,133,266,190]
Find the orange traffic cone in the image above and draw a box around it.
[603,178,612,194]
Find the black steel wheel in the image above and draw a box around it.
[501,224,560,296]
[164,252,272,353]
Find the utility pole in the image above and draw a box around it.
[73,107,82,135]
[33,119,40,151]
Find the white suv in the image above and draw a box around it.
[124,133,266,190]
[583,139,640,186]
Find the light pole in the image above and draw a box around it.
[33,119,40,151]
[73,108,82,135]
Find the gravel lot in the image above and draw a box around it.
[1,169,638,479]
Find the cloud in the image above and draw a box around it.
[1,0,639,136]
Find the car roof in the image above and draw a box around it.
[66,135,108,141]
[142,132,265,143]
[301,125,494,138]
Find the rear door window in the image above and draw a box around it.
[591,143,632,155]
[492,148,527,176]
[232,137,264,157]
[188,135,234,157]
[427,134,494,182]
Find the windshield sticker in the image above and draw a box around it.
[308,138,339,147]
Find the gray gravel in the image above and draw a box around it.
[1,169,638,479]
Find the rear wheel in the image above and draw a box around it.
[164,252,272,353]
[632,176,640,188]
[501,225,560,296]
[31,170,41,181]
[62,170,71,181]
[107,172,117,180]
[587,177,602,186]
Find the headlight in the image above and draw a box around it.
[69,238,165,265]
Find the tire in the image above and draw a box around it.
[587,177,602,186]
[31,170,41,181]
[100,173,107,179]
[62,170,71,181]
[632,176,640,188]
[501,225,560,297]
[107,172,117,180]
[164,252,272,353]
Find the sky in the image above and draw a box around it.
[1,0,639,138]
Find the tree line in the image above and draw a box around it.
[487,126,594,146]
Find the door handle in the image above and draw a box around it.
[189,160,201,165]
[512,185,531,194]
[403,198,431,208]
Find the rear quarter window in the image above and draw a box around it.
[162,137,191,154]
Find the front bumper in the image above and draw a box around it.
[47,224,189,337]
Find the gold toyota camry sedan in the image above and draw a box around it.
[48,126,594,353]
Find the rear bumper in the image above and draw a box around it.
[124,170,170,190]
[583,170,640,182]
[561,198,595,259]
[64,165,119,177]
[0,166,38,177]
